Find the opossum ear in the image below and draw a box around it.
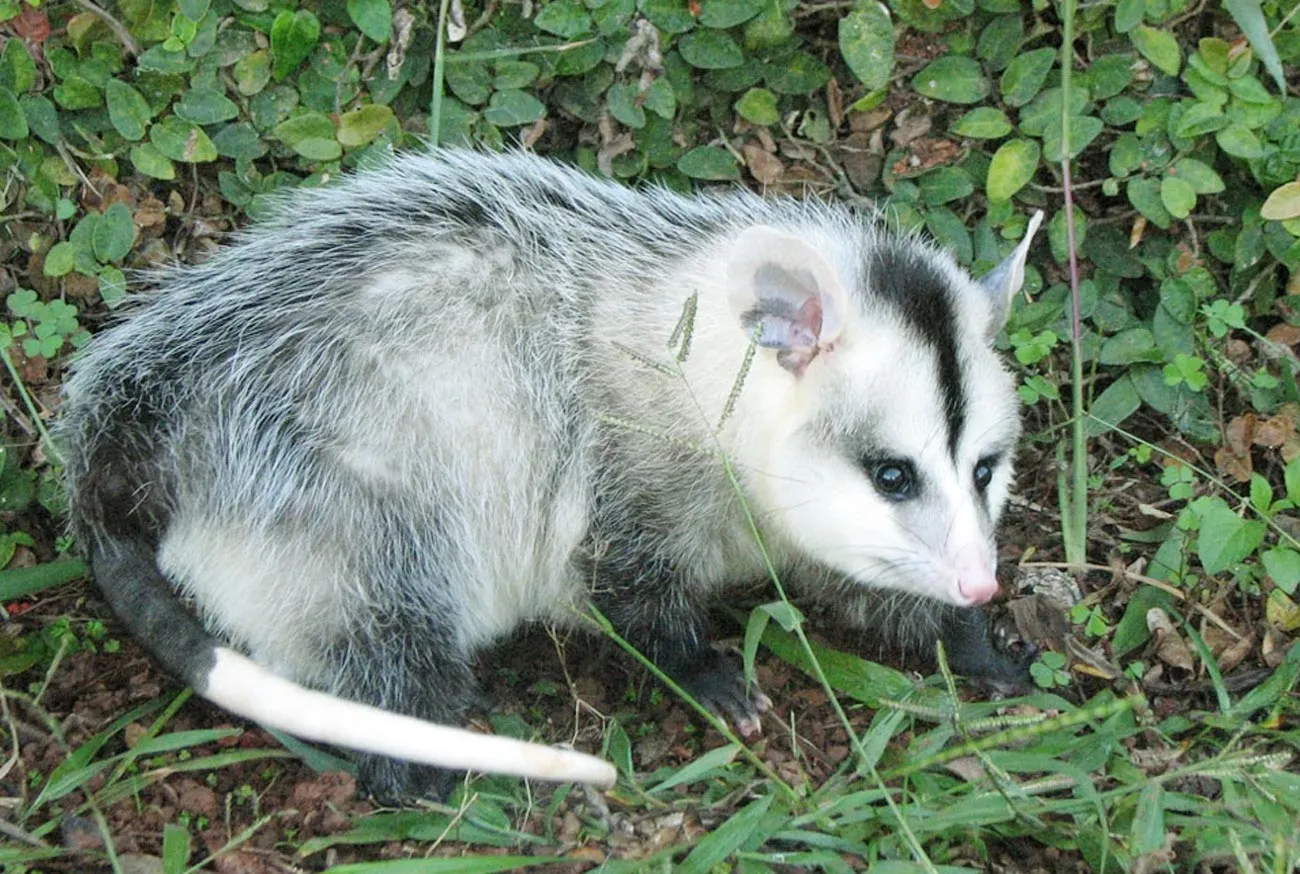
[727,226,848,377]
[978,209,1044,338]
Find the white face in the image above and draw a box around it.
[754,313,1021,608]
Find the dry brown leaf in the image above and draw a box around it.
[1147,608,1196,672]
[1216,631,1255,673]
[1266,589,1300,631]
[743,143,785,186]
[1266,323,1300,347]
[1253,414,1296,447]
[942,755,987,782]
[1214,444,1253,481]
[1130,214,1148,248]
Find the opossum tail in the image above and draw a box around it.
[91,535,617,788]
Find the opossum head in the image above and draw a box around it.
[728,213,1042,608]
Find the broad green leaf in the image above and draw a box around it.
[986,138,1039,202]
[1173,101,1230,137]
[0,86,26,139]
[92,203,135,264]
[677,146,740,181]
[679,29,743,69]
[270,9,320,81]
[482,89,545,126]
[1042,114,1103,161]
[1085,373,1141,436]
[1216,123,1264,158]
[1160,176,1196,220]
[54,76,101,110]
[175,87,239,124]
[97,266,127,308]
[211,122,267,160]
[734,87,778,125]
[1127,177,1172,229]
[233,49,272,95]
[492,61,539,90]
[839,2,894,92]
[606,82,645,129]
[534,0,591,38]
[999,47,1054,107]
[924,208,972,264]
[919,166,973,206]
[43,242,80,277]
[678,796,775,874]
[1262,547,1300,595]
[1099,327,1159,365]
[1173,158,1225,194]
[912,55,988,104]
[105,79,152,140]
[129,143,176,179]
[1261,181,1300,221]
[950,106,1011,139]
[149,116,218,162]
[1197,500,1266,575]
[640,0,695,34]
[699,0,764,29]
[273,111,334,145]
[1131,25,1181,76]
[337,104,394,147]
[1115,0,1143,32]
[976,14,1023,71]
[642,78,675,119]
[1085,53,1135,100]
[292,136,342,161]
[764,51,830,94]
[347,0,393,43]
[1131,782,1167,855]
[0,39,36,93]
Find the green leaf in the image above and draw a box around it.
[1173,101,1231,137]
[482,89,545,126]
[678,796,775,874]
[270,9,321,81]
[43,242,80,278]
[1223,0,1286,93]
[1098,327,1159,365]
[919,166,973,205]
[639,0,695,34]
[1197,500,1266,575]
[999,47,1055,108]
[149,116,218,163]
[273,112,334,145]
[838,2,894,92]
[1261,182,1300,220]
[606,82,645,129]
[292,137,342,161]
[679,29,743,69]
[92,203,135,264]
[986,138,1039,202]
[1114,0,1143,32]
[1131,25,1181,76]
[211,122,267,160]
[1127,177,1172,229]
[912,55,988,104]
[764,51,830,94]
[97,266,128,308]
[734,87,778,125]
[1262,548,1300,595]
[1173,158,1225,195]
[347,0,392,43]
[642,78,676,119]
[337,104,394,147]
[175,87,239,124]
[0,39,37,93]
[699,0,764,29]
[677,146,740,181]
[1131,782,1166,855]
[0,86,27,140]
[1216,123,1265,158]
[534,0,592,37]
[105,80,152,141]
[233,49,272,96]
[1086,373,1141,435]
[950,106,1012,139]
[1042,114,1103,161]
[54,76,102,110]
[1085,53,1135,100]
[129,143,176,179]
[1160,175,1196,220]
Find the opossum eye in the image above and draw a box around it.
[973,457,997,492]
[869,459,916,501]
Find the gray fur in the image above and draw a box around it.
[59,150,1036,798]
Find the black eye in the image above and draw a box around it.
[974,456,997,492]
[869,459,916,501]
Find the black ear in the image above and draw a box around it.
[726,226,848,377]
[978,210,1043,338]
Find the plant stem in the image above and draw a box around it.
[1060,0,1087,568]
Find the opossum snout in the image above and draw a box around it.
[952,545,999,606]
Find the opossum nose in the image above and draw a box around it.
[953,547,999,606]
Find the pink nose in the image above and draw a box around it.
[953,546,1000,606]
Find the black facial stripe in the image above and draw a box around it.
[868,244,968,458]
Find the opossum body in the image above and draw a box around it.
[59,150,1042,799]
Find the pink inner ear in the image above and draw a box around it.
[775,296,825,377]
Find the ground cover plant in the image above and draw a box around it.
[1,0,1298,870]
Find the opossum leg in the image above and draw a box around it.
[592,585,770,737]
[327,608,481,802]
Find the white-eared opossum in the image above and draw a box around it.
[58,150,1042,799]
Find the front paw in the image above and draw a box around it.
[672,648,771,737]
